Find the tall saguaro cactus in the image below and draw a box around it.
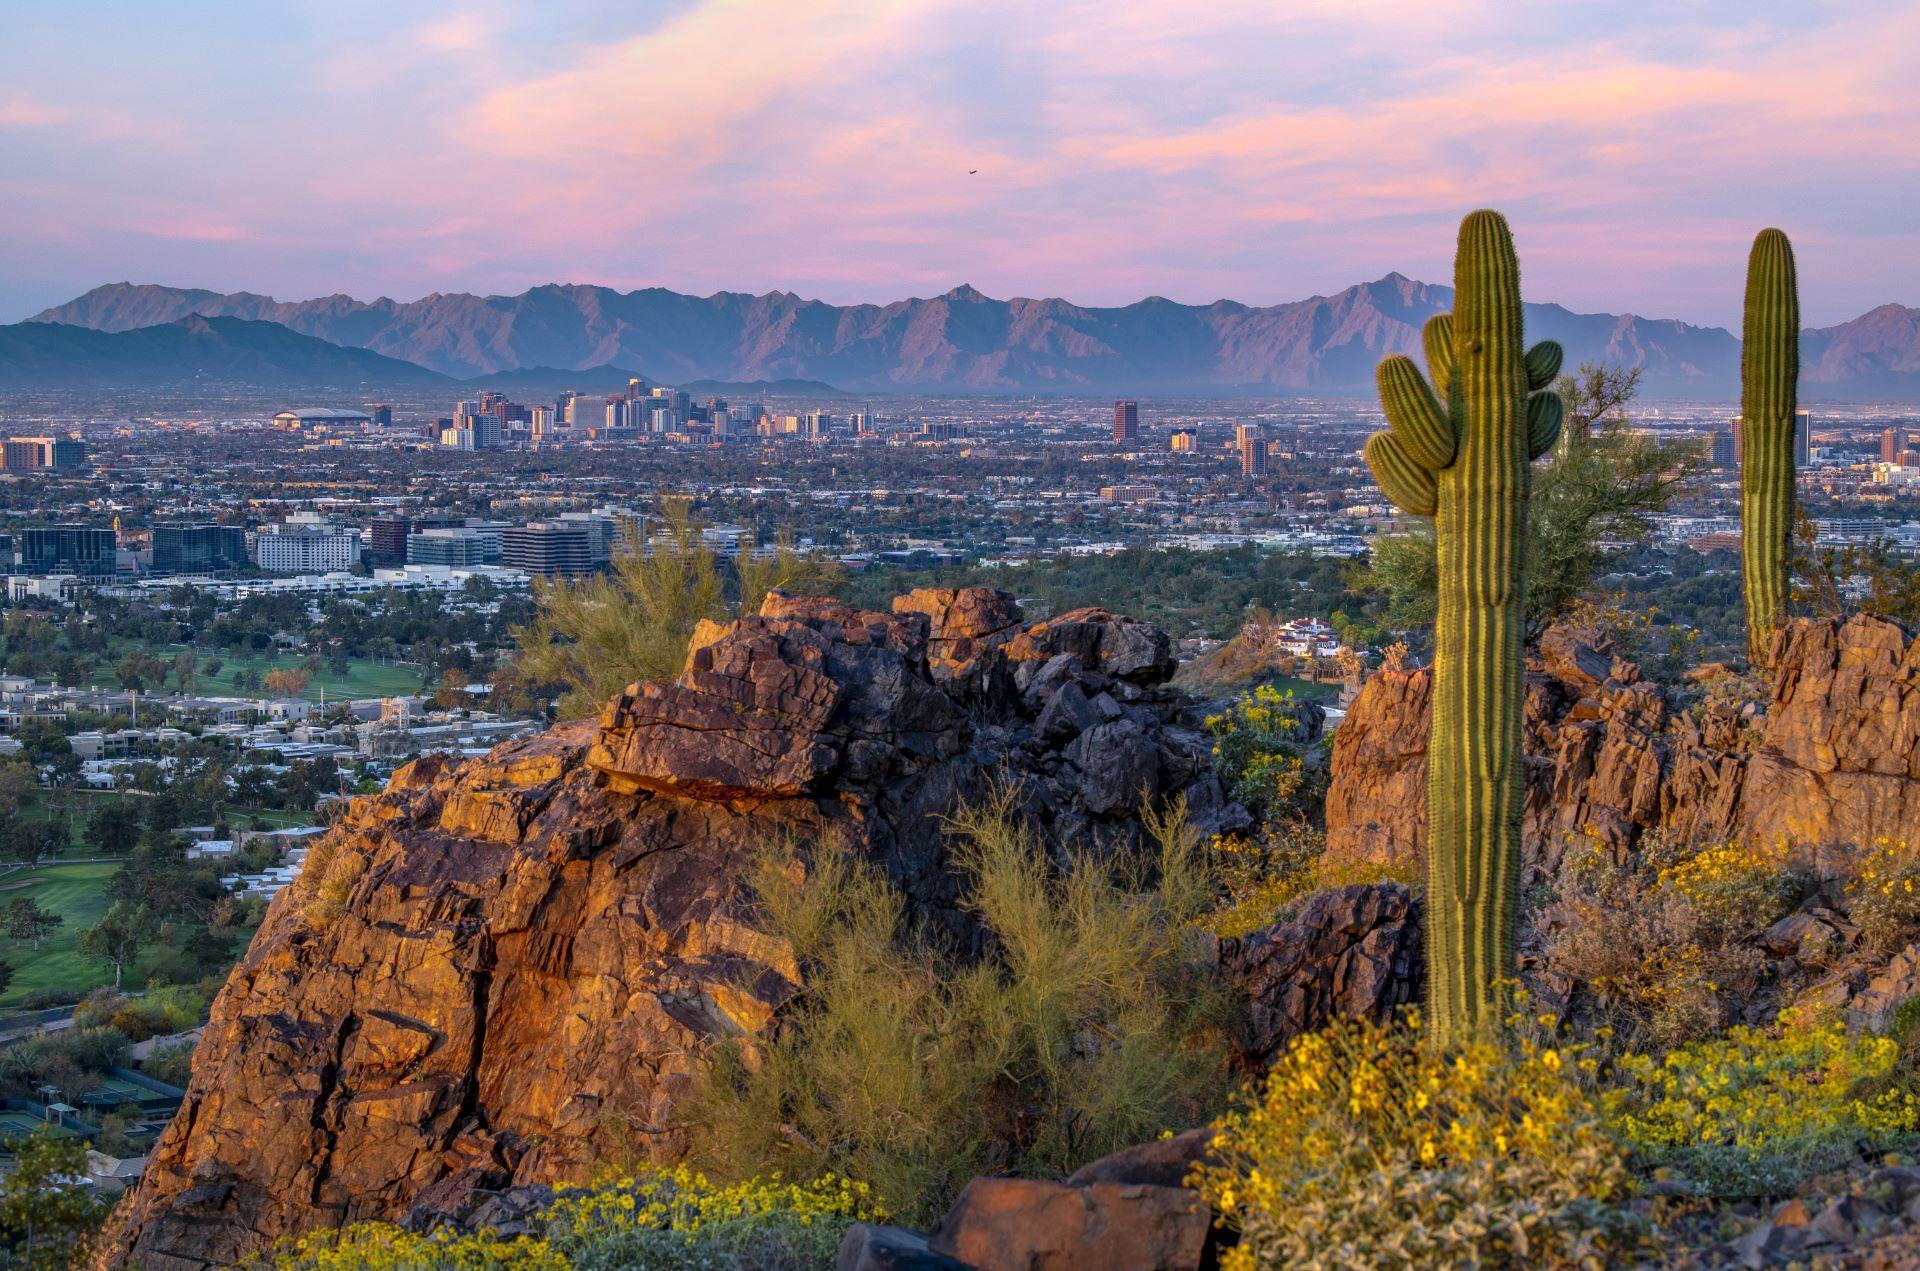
[1363,210,1562,1046]
[1740,229,1799,663]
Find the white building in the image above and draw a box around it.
[253,517,360,573]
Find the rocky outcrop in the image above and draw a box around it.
[1328,615,1920,869]
[1215,883,1421,1068]
[108,590,1241,1269]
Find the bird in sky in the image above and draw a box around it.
[968,169,977,174]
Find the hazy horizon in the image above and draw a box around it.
[3,1,1917,328]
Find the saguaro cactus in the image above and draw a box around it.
[1740,229,1799,663]
[1363,210,1562,1046]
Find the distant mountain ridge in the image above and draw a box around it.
[26,279,1920,400]
[0,315,452,390]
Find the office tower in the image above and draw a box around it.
[368,517,412,562]
[18,526,116,576]
[1711,426,1737,470]
[650,407,676,434]
[1170,429,1197,452]
[502,522,595,577]
[530,407,557,438]
[1882,427,1905,465]
[369,404,393,426]
[556,512,616,566]
[1795,410,1812,466]
[152,524,249,575]
[1112,400,1139,443]
[407,526,502,567]
[1237,425,1267,477]
[1,435,86,471]
[472,414,504,448]
[565,395,598,428]
[604,398,628,430]
[805,410,831,438]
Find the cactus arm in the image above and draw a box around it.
[1364,430,1438,516]
[1423,314,1455,401]
[1377,355,1456,469]
[1524,340,1563,390]
[1740,228,1800,663]
[1526,391,1563,459]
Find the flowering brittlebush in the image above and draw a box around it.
[1604,1012,1920,1196]
[1849,836,1920,952]
[1191,1008,1646,1270]
[251,1168,885,1271]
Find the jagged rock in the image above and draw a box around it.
[1847,944,1920,1034]
[926,1176,1211,1271]
[1064,1128,1216,1190]
[1329,616,1920,868]
[107,590,1242,1269]
[1215,883,1422,1068]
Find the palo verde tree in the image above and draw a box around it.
[1361,209,1562,1046]
[1739,228,1800,663]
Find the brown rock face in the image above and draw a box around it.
[109,590,1241,1269]
[1328,615,1920,869]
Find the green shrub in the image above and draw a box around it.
[1203,828,1417,938]
[1192,1008,1646,1270]
[680,790,1234,1225]
[1849,836,1920,953]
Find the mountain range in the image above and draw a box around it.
[20,278,1920,400]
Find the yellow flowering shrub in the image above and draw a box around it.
[1655,842,1795,933]
[1848,836,1920,952]
[252,1169,883,1271]
[1192,1009,1646,1270]
[1605,1012,1920,1196]
[1205,684,1320,822]
[255,1225,563,1270]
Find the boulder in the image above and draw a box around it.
[839,1223,979,1271]
[107,589,1241,1269]
[1215,883,1422,1068]
[927,1177,1210,1271]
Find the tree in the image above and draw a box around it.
[510,502,839,719]
[262,667,310,698]
[83,803,141,859]
[78,902,154,990]
[5,898,61,950]
[112,651,167,693]
[0,1131,110,1269]
[1351,361,1706,643]
[171,650,199,694]
[0,759,33,822]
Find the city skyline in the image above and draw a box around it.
[1,1,1915,328]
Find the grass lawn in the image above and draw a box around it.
[94,643,423,702]
[0,862,121,1009]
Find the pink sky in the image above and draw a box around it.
[0,0,1914,326]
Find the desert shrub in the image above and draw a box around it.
[1848,836,1920,953]
[1204,684,1320,822]
[680,790,1234,1224]
[142,1038,197,1090]
[292,832,367,929]
[253,1169,883,1271]
[1604,1011,1920,1196]
[1192,1008,1647,1270]
[1204,828,1417,938]
[1538,843,1778,1047]
[1655,842,1796,935]
[73,984,208,1042]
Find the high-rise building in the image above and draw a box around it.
[1112,401,1139,443]
[18,526,115,576]
[253,518,360,573]
[1,435,86,472]
[1237,425,1267,477]
[368,404,393,426]
[1882,427,1905,465]
[502,522,594,577]
[368,517,413,562]
[1170,429,1197,452]
[1711,426,1738,470]
[152,524,248,575]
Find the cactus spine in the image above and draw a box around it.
[1740,229,1799,663]
[1363,210,1561,1046]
